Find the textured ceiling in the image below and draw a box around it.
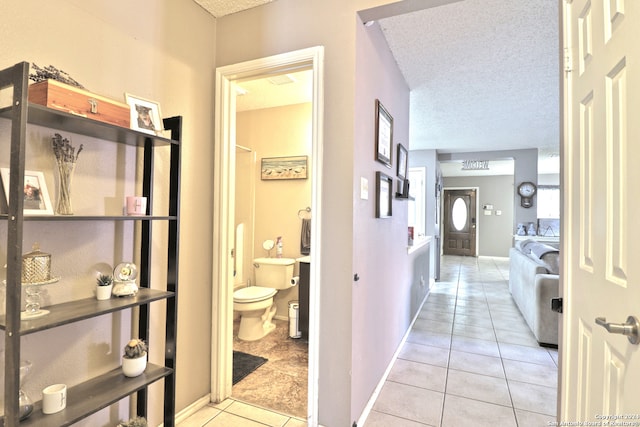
[192,0,273,17]
[378,0,560,173]
[195,0,560,174]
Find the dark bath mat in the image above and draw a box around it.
[233,351,268,385]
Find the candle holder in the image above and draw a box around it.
[20,243,60,319]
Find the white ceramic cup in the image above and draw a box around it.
[42,383,67,414]
[126,196,147,216]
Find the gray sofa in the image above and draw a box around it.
[508,239,560,346]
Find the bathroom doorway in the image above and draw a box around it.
[232,72,312,417]
[212,47,324,425]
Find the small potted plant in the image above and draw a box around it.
[122,339,148,377]
[95,274,113,300]
[117,416,147,427]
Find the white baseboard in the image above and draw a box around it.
[159,394,211,426]
[354,291,430,426]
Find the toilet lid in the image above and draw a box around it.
[234,286,277,302]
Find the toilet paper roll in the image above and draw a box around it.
[290,276,300,286]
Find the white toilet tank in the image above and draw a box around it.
[253,257,295,289]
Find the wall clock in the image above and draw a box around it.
[518,181,537,208]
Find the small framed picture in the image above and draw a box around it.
[396,143,408,180]
[125,93,164,135]
[375,99,393,168]
[1,168,54,215]
[376,171,393,218]
[261,156,308,180]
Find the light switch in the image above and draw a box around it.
[496,210,502,216]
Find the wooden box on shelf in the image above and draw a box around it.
[28,79,130,128]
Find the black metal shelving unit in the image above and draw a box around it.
[0,61,180,427]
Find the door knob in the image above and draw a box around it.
[595,316,640,344]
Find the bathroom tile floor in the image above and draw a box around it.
[231,318,308,418]
[177,317,308,427]
[179,255,559,426]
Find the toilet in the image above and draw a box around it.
[233,257,296,341]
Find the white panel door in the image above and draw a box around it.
[563,0,640,422]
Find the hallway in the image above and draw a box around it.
[178,255,558,426]
[364,255,558,427]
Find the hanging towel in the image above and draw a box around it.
[300,218,311,255]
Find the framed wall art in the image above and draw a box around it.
[125,93,164,135]
[396,143,408,180]
[1,168,54,215]
[261,155,308,180]
[376,171,393,218]
[375,99,393,168]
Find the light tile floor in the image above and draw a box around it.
[177,398,307,427]
[179,255,558,427]
[364,255,558,427]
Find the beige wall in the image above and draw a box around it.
[1,1,437,425]
[217,5,358,423]
[217,1,422,425]
[0,1,216,425]
[236,103,312,317]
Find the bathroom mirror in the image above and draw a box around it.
[262,240,275,251]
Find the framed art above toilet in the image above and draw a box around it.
[261,156,308,180]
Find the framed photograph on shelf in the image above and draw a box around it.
[376,171,393,218]
[125,93,164,135]
[375,99,393,168]
[396,143,408,180]
[0,168,54,215]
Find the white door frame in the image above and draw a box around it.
[212,46,324,425]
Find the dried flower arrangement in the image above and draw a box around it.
[29,64,85,89]
[52,133,83,163]
[51,133,83,215]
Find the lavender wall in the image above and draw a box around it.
[352,19,425,419]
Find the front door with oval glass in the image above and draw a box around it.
[443,189,476,256]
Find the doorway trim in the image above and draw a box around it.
[212,46,324,425]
